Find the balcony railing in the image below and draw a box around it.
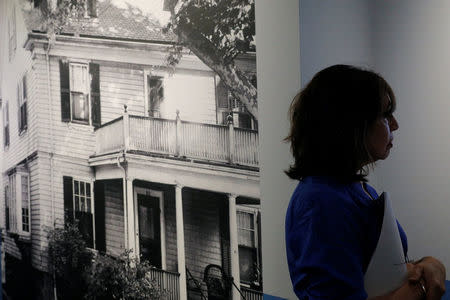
[95,111,259,167]
[241,287,263,300]
[149,267,180,300]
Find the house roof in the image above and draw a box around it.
[22,0,177,44]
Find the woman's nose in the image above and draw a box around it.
[390,116,399,131]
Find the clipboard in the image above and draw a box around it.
[364,192,408,297]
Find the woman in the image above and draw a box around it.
[284,65,446,299]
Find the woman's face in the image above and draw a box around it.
[366,94,399,162]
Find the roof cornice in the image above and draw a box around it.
[25,32,179,52]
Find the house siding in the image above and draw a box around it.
[34,154,95,271]
[103,180,125,256]
[182,189,224,280]
[100,64,145,123]
[160,71,217,124]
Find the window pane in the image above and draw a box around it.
[22,175,29,207]
[239,246,257,283]
[86,183,91,197]
[86,197,91,213]
[74,180,79,195]
[71,64,87,93]
[238,229,255,247]
[237,211,254,230]
[74,195,79,211]
[72,93,89,122]
[80,196,85,212]
[80,181,85,196]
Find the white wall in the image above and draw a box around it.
[371,0,450,274]
[257,1,377,298]
[297,0,450,285]
[299,0,377,190]
[256,1,300,299]
[300,0,373,86]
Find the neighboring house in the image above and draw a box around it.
[0,0,261,299]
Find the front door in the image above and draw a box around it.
[138,193,161,268]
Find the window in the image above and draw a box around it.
[70,63,90,123]
[18,74,28,133]
[148,76,164,118]
[8,5,17,61]
[87,0,97,17]
[5,169,31,236]
[237,208,261,289]
[60,61,101,127]
[63,176,95,248]
[3,101,10,147]
[216,76,257,130]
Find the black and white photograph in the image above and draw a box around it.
[0,0,260,299]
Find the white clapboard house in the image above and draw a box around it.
[0,0,261,299]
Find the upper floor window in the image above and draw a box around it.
[216,75,258,131]
[8,5,17,62]
[70,63,90,123]
[59,60,101,127]
[87,0,97,17]
[3,101,10,148]
[5,168,31,236]
[18,74,28,133]
[148,75,164,118]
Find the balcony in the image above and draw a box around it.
[94,112,259,168]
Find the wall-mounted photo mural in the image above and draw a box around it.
[0,0,260,299]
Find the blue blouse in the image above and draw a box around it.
[285,176,408,300]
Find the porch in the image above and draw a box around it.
[93,178,262,300]
[93,110,259,168]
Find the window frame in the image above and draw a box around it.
[8,4,17,62]
[70,177,96,249]
[144,70,166,118]
[69,62,91,125]
[5,170,31,237]
[236,206,261,288]
[18,74,28,134]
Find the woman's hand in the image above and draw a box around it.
[413,256,446,300]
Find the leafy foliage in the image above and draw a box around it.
[35,0,87,39]
[165,0,258,120]
[48,224,163,300]
[47,222,93,299]
[85,250,164,300]
[167,0,255,64]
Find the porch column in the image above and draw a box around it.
[175,184,187,300]
[228,194,240,300]
[126,177,136,256]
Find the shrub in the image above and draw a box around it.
[47,222,93,300]
[85,250,164,300]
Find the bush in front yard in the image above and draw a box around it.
[85,250,164,300]
[47,222,94,300]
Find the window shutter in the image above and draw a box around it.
[63,176,74,225]
[94,180,106,252]
[23,74,27,100]
[90,63,101,128]
[5,187,10,231]
[59,60,71,122]
[23,74,28,129]
[17,83,21,131]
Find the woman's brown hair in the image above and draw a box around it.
[285,64,396,182]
